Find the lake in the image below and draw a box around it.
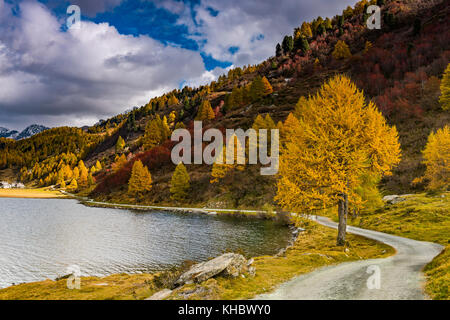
[0,198,291,288]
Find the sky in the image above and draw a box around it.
[0,0,357,130]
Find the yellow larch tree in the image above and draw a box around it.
[275,75,401,245]
[439,63,450,110]
[332,40,352,60]
[417,126,450,191]
[170,162,191,201]
[128,160,152,198]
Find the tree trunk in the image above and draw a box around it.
[337,193,348,246]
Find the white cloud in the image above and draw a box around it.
[0,0,209,129]
[170,0,358,66]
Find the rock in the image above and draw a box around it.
[145,289,173,300]
[175,253,248,286]
[247,258,254,266]
[382,195,408,204]
[248,266,256,277]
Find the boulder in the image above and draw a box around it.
[382,195,411,204]
[146,289,173,300]
[175,253,247,286]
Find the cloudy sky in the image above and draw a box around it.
[0,0,357,130]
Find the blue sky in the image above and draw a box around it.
[0,0,357,129]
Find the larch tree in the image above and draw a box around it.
[168,95,179,106]
[262,77,273,95]
[170,162,191,201]
[439,63,450,110]
[332,40,352,60]
[128,160,152,198]
[68,179,78,191]
[416,126,449,191]
[95,160,102,171]
[196,100,215,120]
[143,119,162,150]
[115,136,125,153]
[301,22,313,38]
[112,154,127,172]
[275,75,401,245]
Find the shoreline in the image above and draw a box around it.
[0,188,68,199]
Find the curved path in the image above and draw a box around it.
[256,215,443,300]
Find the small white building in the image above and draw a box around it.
[0,181,25,189]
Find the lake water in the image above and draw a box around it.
[0,198,291,288]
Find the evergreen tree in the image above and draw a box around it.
[282,35,294,54]
[128,160,152,197]
[170,163,191,201]
[275,43,282,57]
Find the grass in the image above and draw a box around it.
[0,273,159,300]
[167,218,394,300]
[424,245,450,300]
[0,188,66,199]
[349,193,450,245]
[0,218,394,300]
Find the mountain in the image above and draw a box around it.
[0,127,19,139]
[0,125,49,140]
[15,124,49,140]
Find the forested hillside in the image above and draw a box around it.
[0,0,448,209]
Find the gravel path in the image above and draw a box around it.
[255,215,443,300]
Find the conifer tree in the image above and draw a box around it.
[275,75,401,245]
[439,63,450,110]
[416,126,449,191]
[112,154,127,172]
[68,179,77,190]
[95,160,102,171]
[170,163,191,201]
[161,116,171,139]
[196,100,215,120]
[261,77,273,95]
[250,76,265,101]
[301,22,313,38]
[88,172,95,186]
[143,119,162,150]
[73,166,80,180]
[168,95,179,106]
[275,43,282,57]
[116,136,125,153]
[128,160,152,198]
[332,40,352,60]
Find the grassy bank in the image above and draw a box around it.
[0,188,66,199]
[346,193,449,300]
[0,218,394,300]
[164,218,395,300]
